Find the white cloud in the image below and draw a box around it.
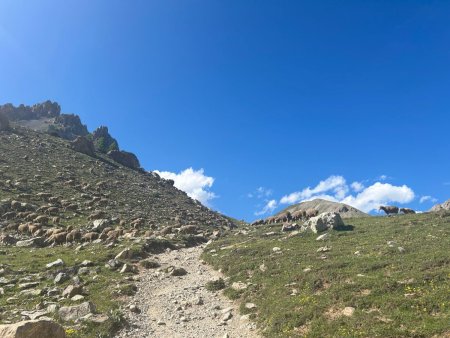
[279,175,416,213]
[248,187,273,199]
[255,199,277,216]
[280,175,347,204]
[341,183,414,212]
[351,181,364,193]
[378,175,389,181]
[154,168,217,206]
[420,196,438,204]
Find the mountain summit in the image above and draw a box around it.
[275,198,368,219]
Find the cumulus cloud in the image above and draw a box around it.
[255,199,277,216]
[279,175,415,213]
[351,181,364,193]
[280,176,347,204]
[154,168,216,206]
[419,196,438,204]
[341,183,414,212]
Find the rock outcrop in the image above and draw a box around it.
[0,101,60,121]
[49,114,89,140]
[70,136,96,157]
[305,212,345,233]
[430,199,450,212]
[108,150,140,170]
[92,126,119,153]
[0,319,66,338]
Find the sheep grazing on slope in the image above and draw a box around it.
[306,208,319,218]
[379,205,399,216]
[400,208,416,214]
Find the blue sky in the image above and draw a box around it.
[1,0,449,220]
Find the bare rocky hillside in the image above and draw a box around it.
[0,111,234,247]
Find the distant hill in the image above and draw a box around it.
[275,198,369,219]
[430,199,450,212]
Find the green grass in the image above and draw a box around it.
[202,212,450,337]
[0,242,144,337]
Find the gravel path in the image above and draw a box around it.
[117,245,259,338]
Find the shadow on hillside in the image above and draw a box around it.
[335,224,355,231]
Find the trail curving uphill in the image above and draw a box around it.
[117,245,259,338]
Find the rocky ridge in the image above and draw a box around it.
[430,198,450,212]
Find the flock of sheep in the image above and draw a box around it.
[379,206,416,215]
[251,208,319,226]
[251,205,416,226]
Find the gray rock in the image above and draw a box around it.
[18,282,39,290]
[306,212,345,233]
[54,273,69,284]
[92,219,109,231]
[62,285,83,298]
[222,311,233,321]
[316,233,330,241]
[107,150,140,170]
[106,259,120,270]
[77,267,90,275]
[20,289,43,296]
[16,237,45,248]
[46,259,64,269]
[20,309,49,320]
[120,264,136,274]
[70,136,95,157]
[115,248,132,260]
[58,301,96,322]
[0,318,65,338]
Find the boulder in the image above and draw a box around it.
[306,217,328,233]
[281,223,299,232]
[70,136,95,157]
[62,285,83,298]
[305,212,345,233]
[1,234,17,246]
[58,301,96,322]
[54,273,69,284]
[16,237,45,248]
[92,219,109,232]
[46,259,64,269]
[0,318,65,338]
[107,150,140,170]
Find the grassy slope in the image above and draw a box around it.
[0,241,145,338]
[203,213,450,337]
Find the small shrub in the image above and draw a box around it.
[206,278,226,291]
[140,259,160,269]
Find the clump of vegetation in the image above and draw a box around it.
[203,213,450,337]
[206,278,226,291]
[140,259,161,269]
